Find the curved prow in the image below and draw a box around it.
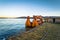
[25,16,31,28]
[32,16,39,27]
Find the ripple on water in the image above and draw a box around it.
[0,19,27,40]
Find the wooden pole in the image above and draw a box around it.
[53,18,55,23]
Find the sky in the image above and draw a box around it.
[0,0,60,17]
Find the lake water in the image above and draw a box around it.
[0,19,33,40]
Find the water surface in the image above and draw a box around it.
[0,19,33,40]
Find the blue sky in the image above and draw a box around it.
[0,0,60,17]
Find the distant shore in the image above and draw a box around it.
[0,16,60,19]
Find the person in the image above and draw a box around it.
[25,16,31,28]
[32,16,39,27]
